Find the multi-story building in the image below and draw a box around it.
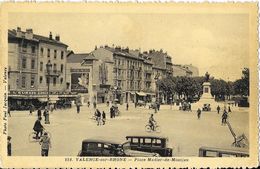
[8,27,70,109]
[183,64,199,77]
[37,32,68,93]
[146,49,173,103]
[172,64,199,77]
[172,64,193,77]
[84,46,174,104]
[8,28,39,92]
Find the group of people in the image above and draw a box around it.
[110,105,119,118]
[94,109,106,126]
[32,116,52,156]
[196,105,232,125]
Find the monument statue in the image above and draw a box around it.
[205,72,210,82]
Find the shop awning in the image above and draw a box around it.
[136,92,147,96]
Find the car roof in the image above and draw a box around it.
[126,135,168,140]
[199,146,249,154]
[82,138,125,145]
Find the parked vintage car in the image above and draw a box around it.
[78,139,160,157]
[136,100,146,107]
[202,104,211,111]
[198,146,249,157]
[126,135,173,157]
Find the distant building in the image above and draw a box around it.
[8,27,70,109]
[172,64,199,77]
[82,46,174,104]
[183,64,199,77]
[66,52,95,104]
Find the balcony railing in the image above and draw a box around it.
[45,70,61,77]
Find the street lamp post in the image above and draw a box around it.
[154,73,159,102]
[45,60,52,124]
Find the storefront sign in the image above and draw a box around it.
[9,90,77,96]
[70,68,90,73]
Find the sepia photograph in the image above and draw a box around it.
[0,2,258,168]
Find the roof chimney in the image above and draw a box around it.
[115,46,121,52]
[17,27,21,32]
[49,32,52,40]
[55,35,60,41]
[26,28,33,34]
[25,28,33,39]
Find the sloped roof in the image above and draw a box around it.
[33,34,68,47]
[173,64,192,73]
[67,53,96,63]
[8,29,68,47]
[148,51,167,70]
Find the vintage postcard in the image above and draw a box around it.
[0,2,258,168]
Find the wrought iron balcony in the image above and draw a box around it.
[45,69,61,77]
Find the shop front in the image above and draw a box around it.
[8,90,78,110]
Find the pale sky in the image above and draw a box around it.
[8,13,249,81]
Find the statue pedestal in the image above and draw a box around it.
[194,82,221,110]
[201,82,214,100]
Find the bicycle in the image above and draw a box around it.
[28,129,51,143]
[145,123,161,133]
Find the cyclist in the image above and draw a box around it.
[148,114,156,131]
[33,117,44,139]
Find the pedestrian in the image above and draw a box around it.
[188,102,192,112]
[102,111,106,125]
[37,108,42,119]
[44,108,50,124]
[228,106,232,113]
[39,132,51,157]
[93,101,97,109]
[29,104,34,115]
[222,109,228,125]
[106,101,109,107]
[50,104,54,112]
[110,106,113,119]
[8,106,11,117]
[33,117,44,139]
[76,104,80,114]
[154,105,157,113]
[126,103,129,111]
[217,105,220,114]
[157,102,160,111]
[96,109,101,126]
[197,108,201,119]
[7,136,12,156]
[87,101,90,108]
[43,108,48,122]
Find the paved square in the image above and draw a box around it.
[8,103,249,156]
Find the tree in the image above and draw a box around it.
[233,68,249,96]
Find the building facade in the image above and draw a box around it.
[183,64,199,77]
[172,64,199,77]
[82,46,174,104]
[8,27,70,109]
